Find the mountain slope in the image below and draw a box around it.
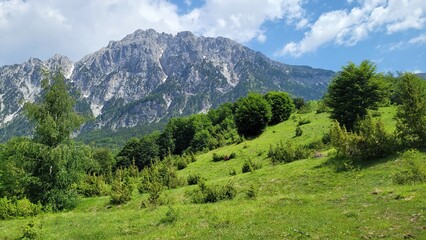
[1,107,425,239]
[0,29,335,142]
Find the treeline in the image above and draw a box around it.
[115,91,295,170]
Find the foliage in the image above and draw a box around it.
[24,71,84,147]
[188,181,237,204]
[159,206,178,225]
[212,152,237,162]
[241,158,262,173]
[393,149,426,185]
[0,197,42,220]
[91,148,115,181]
[234,92,272,137]
[76,174,110,197]
[264,91,295,125]
[116,132,160,170]
[20,220,39,240]
[395,73,426,148]
[187,174,203,185]
[292,97,305,110]
[329,114,395,162]
[295,126,303,137]
[268,142,311,164]
[109,168,133,205]
[325,60,387,131]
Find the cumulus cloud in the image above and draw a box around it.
[182,0,306,43]
[279,0,426,57]
[0,0,307,66]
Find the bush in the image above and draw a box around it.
[21,220,39,240]
[393,149,426,185]
[242,158,262,173]
[188,182,237,204]
[229,168,237,176]
[297,118,311,126]
[330,114,395,161]
[246,185,257,199]
[187,174,203,185]
[77,174,110,197]
[0,197,42,220]
[264,91,295,125]
[268,142,311,164]
[212,152,237,162]
[109,169,133,205]
[159,206,178,225]
[295,126,303,137]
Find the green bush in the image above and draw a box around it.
[187,174,203,185]
[242,158,261,173]
[109,169,133,205]
[330,114,395,161]
[77,174,110,197]
[21,220,39,240]
[212,152,237,162]
[393,149,426,185]
[268,142,311,164]
[295,126,303,137]
[297,118,311,126]
[159,206,178,225]
[188,182,237,204]
[0,197,42,220]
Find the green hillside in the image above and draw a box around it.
[1,106,425,239]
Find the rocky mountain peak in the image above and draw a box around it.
[0,29,335,142]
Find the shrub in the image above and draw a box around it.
[0,197,42,220]
[187,174,203,185]
[297,118,311,126]
[269,142,311,164]
[329,114,395,162]
[229,168,237,176]
[77,174,110,197]
[159,206,178,225]
[212,152,236,162]
[246,185,257,199]
[21,220,39,240]
[393,149,426,185]
[242,158,261,173]
[188,182,237,204]
[109,169,133,205]
[295,126,303,137]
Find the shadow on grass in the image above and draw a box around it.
[315,152,400,173]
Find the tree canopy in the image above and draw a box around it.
[24,71,84,147]
[325,60,387,131]
[234,92,272,137]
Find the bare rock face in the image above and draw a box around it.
[0,29,334,140]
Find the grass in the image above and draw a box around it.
[1,106,425,239]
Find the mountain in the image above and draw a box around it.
[416,73,426,80]
[0,29,335,142]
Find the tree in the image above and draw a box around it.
[325,60,386,131]
[395,73,426,147]
[234,92,272,137]
[24,71,84,147]
[264,92,295,125]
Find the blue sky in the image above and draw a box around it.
[0,0,425,73]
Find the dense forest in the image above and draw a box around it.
[0,60,425,239]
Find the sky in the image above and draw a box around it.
[0,0,425,73]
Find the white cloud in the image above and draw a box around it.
[409,34,426,45]
[279,0,426,57]
[0,0,307,66]
[182,0,307,43]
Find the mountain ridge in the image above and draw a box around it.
[0,29,335,142]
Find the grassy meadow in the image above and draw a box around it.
[1,106,425,239]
